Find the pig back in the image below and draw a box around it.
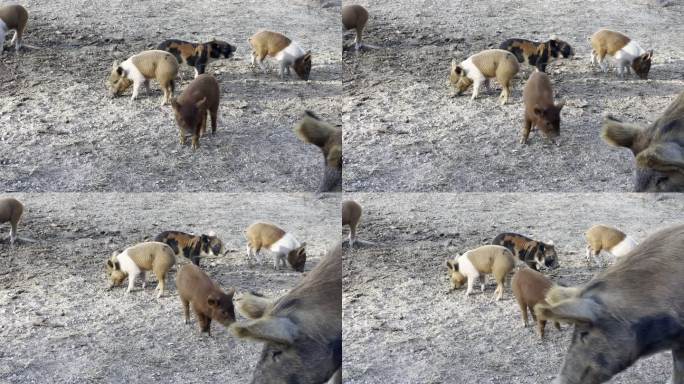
[128,242,175,271]
[342,200,362,226]
[179,74,220,107]
[177,263,215,302]
[130,50,178,79]
[246,222,286,247]
[250,31,291,56]
[523,71,554,109]
[0,198,22,223]
[0,5,28,29]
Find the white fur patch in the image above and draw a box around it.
[460,57,486,82]
[274,41,306,66]
[116,249,142,275]
[610,236,638,258]
[614,40,646,64]
[120,58,147,84]
[269,232,300,255]
[457,252,480,280]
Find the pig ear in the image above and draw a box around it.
[207,296,218,307]
[170,98,180,110]
[106,260,114,269]
[555,100,565,111]
[230,316,299,345]
[114,261,120,270]
[225,287,236,298]
[635,142,684,172]
[646,50,654,59]
[196,97,207,109]
[535,298,601,325]
[601,116,644,154]
[207,230,216,237]
[304,51,312,60]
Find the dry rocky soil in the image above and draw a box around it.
[342,192,684,383]
[0,192,340,383]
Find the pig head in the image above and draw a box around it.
[294,111,342,192]
[601,91,684,192]
[536,224,684,384]
[231,244,342,384]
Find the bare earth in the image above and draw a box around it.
[0,0,341,192]
[343,0,684,192]
[0,193,339,383]
[342,193,684,383]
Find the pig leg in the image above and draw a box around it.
[191,120,203,151]
[156,271,166,298]
[670,346,684,384]
[143,80,151,96]
[273,253,280,270]
[210,106,218,135]
[590,50,597,67]
[537,319,547,339]
[278,62,287,79]
[517,299,528,327]
[479,275,486,292]
[126,272,138,295]
[348,225,357,248]
[246,245,254,265]
[0,30,5,55]
[554,321,561,331]
[179,124,187,145]
[130,81,141,101]
[471,79,484,100]
[197,312,211,335]
[139,271,146,289]
[181,299,190,324]
[499,79,511,105]
[10,221,18,245]
[465,276,475,297]
[521,117,532,144]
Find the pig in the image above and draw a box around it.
[445,245,515,301]
[601,90,684,192]
[245,222,307,272]
[153,230,224,267]
[535,224,684,384]
[157,38,236,78]
[176,263,236,335]
[0,197,23,245]
[590,29,653,79]
[249,30,312,80]
[342,200,362,248]
[230,243,341,384]
[234,291,272,320]
[491,232,559,271]
[450,49,519,105]
[108,50,179,105]
[105,241,175,298]
[342,4,369,51]
[511,268,561,339]
[170,74,220,150]
[499,36,575,72]
[584,224,638,265]
[0,4,28,55]
[293,111,342,192]
[521,71,565,145]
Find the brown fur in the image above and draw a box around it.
[153,230,224,266]
[249,30,312,80]
[108,50,178,105]
[106,242,176,297]
[450,49,519,105]
[235,291,272,320]
[512,268,561,338]
[0,4,28,54]
[591,29,631,57]
[585,224,626,254]
[342,5,369,47]
[522,71,564,144]
[294,111,342,192]
[446,245,515,301]
[245,222,307,272]
[0,197,23,245]
[602,91,684,192]
[177,263,235,335]
[171,74,220,150]
[535,224,684,383]
[342,200,362,247]
[230,244,341,383]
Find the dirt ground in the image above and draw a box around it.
[0,193,339,383]
[342,0,684,192]
[0,0,341,192]
[342,193,684,383]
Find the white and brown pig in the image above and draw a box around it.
[106,241,175,298]
[512,268,561,339]
[108,50,179,105]
[245,222,307,272]
[171,74,220,150]
[0,197,23,245]
[342,4,369,51]
[249,30,312,80]
[521,71,564,145]
[590,29,653,79]
[445,244,515,301]
[176,263,236,335]
[584,224,638,265]
[0,4,28,55]
[450,49,519,105]
[536,224,684,384]
[342,200,362,248]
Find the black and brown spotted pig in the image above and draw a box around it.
[491,232,559,271]
[157,39,236,78]
[499,37,574,72]
[153,230,224,267]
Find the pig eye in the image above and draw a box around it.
[271,350,282,361]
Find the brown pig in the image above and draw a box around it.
[176,263,236,335]
[0,197,23,245]
[0,4,28,55]
[170,74,220,150]
[342,5,369,50]
[521,71,564,145]
[342,200,362,247]
[512,268,561,339]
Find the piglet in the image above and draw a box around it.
[590,29,653,79]
[249,30,312,80]
[512,268,561,339]
[171,74,220,150]
[106,242,175,298]
[0,197,23,245]
[0,4,28,55]
[521,71,564,145]
[342,200,362,248]
[446,245,515,301]
[245,222,307,272]
[176,263,236,335]
[450,49,519,105]
[108,50,179,105]
[342,4,369,51]
[584,224,638,265]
